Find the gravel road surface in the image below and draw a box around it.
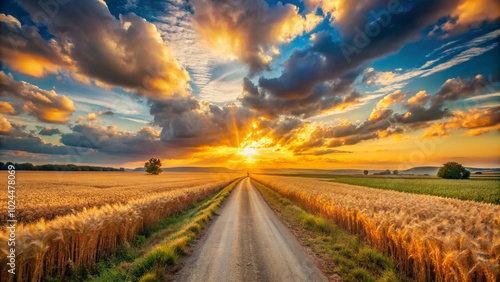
[175,177,328,282]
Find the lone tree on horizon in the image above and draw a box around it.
[145,158,163,175]
[437,162,470,179]
[363,170,368,175]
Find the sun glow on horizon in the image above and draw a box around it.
[241,146,258,157]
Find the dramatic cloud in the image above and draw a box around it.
[0,71,75,123]
[436,0,500,35]
[0,13,70,78]
[390,74,492,127]
[60,124,166,155]
[365,30,499,94]
[1,0,190,97]
[0,123,72,154]
[423,106,500,138]
[307,0,499,36]
[38,127,62,136]
[191,0,322,73]
[431,75,492,106]
[149,97,257,147]
[0,0,498,168]
[281,109,401,153]
[253,0,499,113]
[242,69,362,118]
[258,1,460,99]
[393,104,450,126]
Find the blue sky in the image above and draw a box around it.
[0,0,499,169]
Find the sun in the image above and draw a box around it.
[241,147,257,157]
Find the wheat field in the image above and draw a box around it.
[0,172,243,281]
[0,171,240,223]
[252,174,500,282]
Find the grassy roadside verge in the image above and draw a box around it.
[60,177,242,282]
[251,179,410,282]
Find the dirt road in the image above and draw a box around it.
[175,177,328,282]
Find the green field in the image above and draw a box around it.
[329,177,500,204]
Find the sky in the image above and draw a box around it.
[0,0,499,170]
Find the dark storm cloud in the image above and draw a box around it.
[39,127,62,136]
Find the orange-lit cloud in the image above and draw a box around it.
[368,90,407,121]
[307,0,499,37]
[86,113,100,122]
[0,102,16,114]
[191,0,322,73]
[0,114,11,132]
[0,51,65,78]
[423,106,500,138]
[407,91,430,107]
[376,90,408,108]
[0,71,75,124]
[361,68,396,86]
[75,113,103,123]
[1,0,191,98]
[463,125,500,136]
[442,0,500,35]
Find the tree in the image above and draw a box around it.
[380,169,391,175]
[475,171,483,174]
[437,162,470,179]
[145,158,163,175]
[363,170,368,175]
[393,170,399,175]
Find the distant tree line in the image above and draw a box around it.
[373,169,399,175]
[0,162,124,171]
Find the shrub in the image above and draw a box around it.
[363,170,369,175]
[437,162,470,179]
